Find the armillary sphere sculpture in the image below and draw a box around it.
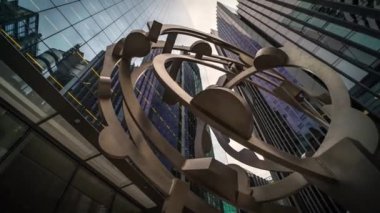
[97,21,380,212]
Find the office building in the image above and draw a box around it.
[236,0,380,123]
[0,0,198,212]
[0,0,40,55]
[135,50,204,173]
[1,0,377,212]
[214,2,347,212]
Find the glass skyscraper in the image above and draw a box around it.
[0,0,199,212]
[215,2,350,212]
[236,0,380,123]
[1,0,378,212]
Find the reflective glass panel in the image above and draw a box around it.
[0,106,28,159]
[39,8,70,38]
[58,2,90,24]
[73,18,101,41]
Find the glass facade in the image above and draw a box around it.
[0,0,226,212]
[236,0,380,121]
[13,0,171,59]
[0,0,192,211]
[0,105,141,212]
[0,0,174,129]
[131,50,203,172]
[216,3,346,212]
[0,1,40,55]
[216,4,325,147]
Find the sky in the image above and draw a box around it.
[165,0,272,179]
[180,0,238,31]
[179,0,238,86]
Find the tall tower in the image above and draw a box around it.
[0,0,193,212]
[235,0,380,124]
[215,3,346,212]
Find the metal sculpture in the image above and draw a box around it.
[97,21,380,212]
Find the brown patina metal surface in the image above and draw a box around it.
[98,21,380,212]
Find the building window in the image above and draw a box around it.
[349,32,380,51]
[325,23,351,38]
[18,20,26,37]
[29,16,36,22]
[0,106,28,160]
[0,132,76,212]
[4,23,15,36]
